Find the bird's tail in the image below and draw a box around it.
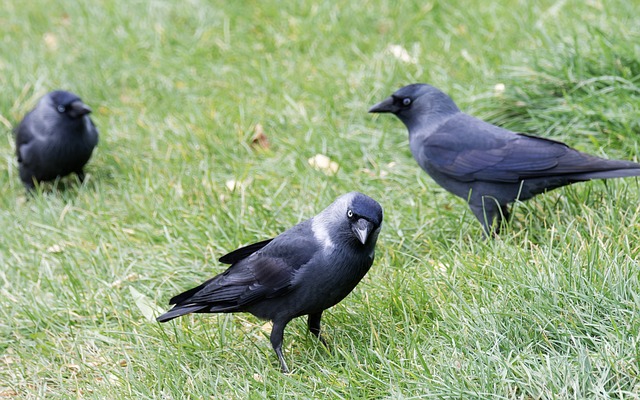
[156,304,208,323]
[570,168,640,181]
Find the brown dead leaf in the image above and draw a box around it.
[251,123,269,149]
[60,14,71,26]
[0,389,18,397]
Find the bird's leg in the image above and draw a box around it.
[75,169,85,183]
[308,312,328,347]
[499,204,510,223]
[470,198,498,238]
[497,204,511,233]
[22,180,36,194]
[470,196,510,237]
[23,176,41,198]
[270,320,290,373]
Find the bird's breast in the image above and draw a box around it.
[302,251,372,297]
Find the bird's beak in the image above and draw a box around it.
[68,100,92,118]
[368,96,395,113]
[352,218,374,245]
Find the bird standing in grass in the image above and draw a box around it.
[370,83,640,236]
[15,90,99,191]
[157,192,383,373]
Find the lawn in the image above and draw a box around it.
[1,0,639,398]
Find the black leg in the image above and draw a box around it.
[500,204,510,223]
[308,312,327,347]
[23,180,36,193]
[76,169,85,183]
[471,196,510,237]
[19,169,36,193]
[270,320,290,373]
[497,204,511,233]
[470,199,497,238]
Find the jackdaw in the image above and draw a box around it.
[370,83,640,235]
[157,192,383,373]
[15,90,99,191]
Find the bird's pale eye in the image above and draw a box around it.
[57,105,66,113]
[402,98,411,106]
[347,209,354,219]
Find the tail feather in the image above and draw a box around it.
[569,168,640,181]
[156,304,207,322]
[168,277,216,305]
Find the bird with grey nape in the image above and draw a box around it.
[370,83,640,236]
[15,90,99,191]
[157,192,383,373]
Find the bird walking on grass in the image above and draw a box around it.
[370,83,640,236]
[15,90,99,191]
[157,192,383,373]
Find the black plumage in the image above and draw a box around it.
[15,90,99,191]
[370,83,640,235]
[157,192,383,373]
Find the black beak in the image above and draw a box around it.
[352,218,374,245]
[68,100,92,118]
[368,96,396,113]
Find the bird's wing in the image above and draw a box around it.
[170,230,318,309]
[14,115,36,161]
[87,118,99,146]
[218,238,274,264]
[422,118,591,183]
[172,256,296,307]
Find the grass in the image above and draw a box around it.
[1,0,639,398]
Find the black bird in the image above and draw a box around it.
[370,83,640,235]
[15,90,99,191]
[157,192,383,373]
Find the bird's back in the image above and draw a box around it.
[411,112,640,200]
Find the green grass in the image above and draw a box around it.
[1,0,640,398]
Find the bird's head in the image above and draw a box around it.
[48,90,92,119]
[313,192,383,251]
[369,83,459,129]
